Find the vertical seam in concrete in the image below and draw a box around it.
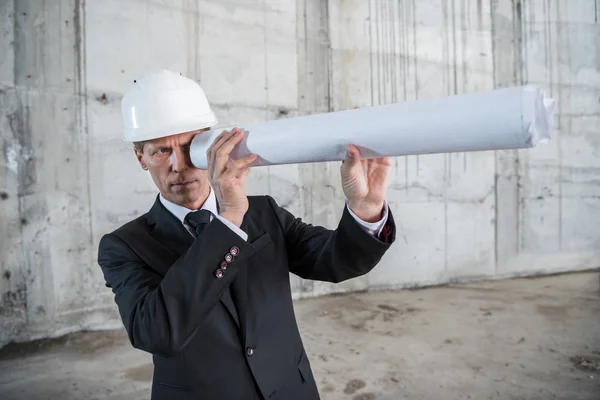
[446,0,460,273]
[382,0,387,102]
[74,0,93,262]
[263,0,269,112]
[411,0,419,174]
[451,0,458,95]
[522,0,528,84]
[557,0,563,250]
[404,1,410,189]
[389,0,396,104]
[491,0,499,273]
[302,0,308,83]
[515,0,523,83]
[262,0,271,194]
[12,0,27,320]
[382,0,388,103]
[442,0,448,274]
[376,0,381,105]
[404,0,419,99]
[396,0,402,175]
[494,171,499,273]
[194,0,200,81]
[460,0,467,94]
[308,0,313,250]
[398,1,405,102]
[368,0,374,106]
[379,1,384,104]
[515,0,523,254]
[544,0,559,249]
[325,0,331,112]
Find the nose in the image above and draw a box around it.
[170,147,191,173]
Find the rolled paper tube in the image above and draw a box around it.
[189,85,555,169]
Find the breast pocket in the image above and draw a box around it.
[249,232,273,255]
[236,231,274,268]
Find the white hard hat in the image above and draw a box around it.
[121,69,218,142]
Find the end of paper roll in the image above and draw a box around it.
[190,129,222,169]
[190,127,254,169]
[525,86,556,146]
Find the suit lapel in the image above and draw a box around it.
[146,196,194,257]
[146,195,241,330]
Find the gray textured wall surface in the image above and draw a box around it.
[1,0,599,347]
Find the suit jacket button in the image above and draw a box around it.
[230,246,239,256]
[225,253,234,263]
[220,261,228,270]
[215,269,224,278]
[246,347,254,357]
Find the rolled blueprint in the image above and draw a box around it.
[190,85,555,169]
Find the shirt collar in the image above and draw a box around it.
[159,187,218,225]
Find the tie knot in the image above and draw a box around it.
[184,209,212,232]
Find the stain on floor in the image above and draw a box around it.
[343,378,366,394]
[123,363,153,382]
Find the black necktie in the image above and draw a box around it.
[184,209,212,237]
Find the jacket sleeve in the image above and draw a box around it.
[266,195,396,283]
[97,218,252,358]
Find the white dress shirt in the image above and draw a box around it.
[159,188,389,240]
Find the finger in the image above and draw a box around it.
[209,128,239,158]
[235,165,251,180]
[367,158,392,182]
[209,129,243,175]
[366,157,391,172]
[377,156,392,165]
[367,156,392,166]
[224,153,257,176]
[207,129,230,153]
[344,144,361,165]
[215,129,246,167]
[226,153,257,170]
[207,129,233,172]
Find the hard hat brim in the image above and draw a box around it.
[122,112,218,142]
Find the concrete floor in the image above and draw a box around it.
[1,272,599,400]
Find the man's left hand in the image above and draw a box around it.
[341,144,392,223]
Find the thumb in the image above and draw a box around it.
[344,145,360,165]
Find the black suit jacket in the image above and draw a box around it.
[98,194,395,400]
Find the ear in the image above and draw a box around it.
[134,147,148,170]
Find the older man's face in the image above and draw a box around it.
[135,129,209,209]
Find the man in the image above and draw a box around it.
[98,70,396,400]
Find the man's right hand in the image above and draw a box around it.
[206,127,257,227]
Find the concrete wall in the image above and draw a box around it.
[1,0,599,347]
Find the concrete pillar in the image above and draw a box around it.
[0,0,96,346]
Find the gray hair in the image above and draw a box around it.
[133,141,145,153]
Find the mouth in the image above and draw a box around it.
[171,180,197,189]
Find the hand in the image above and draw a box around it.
[341,144,391,222]
[206,127,257,227]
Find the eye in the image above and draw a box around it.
[157,147,170,155]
